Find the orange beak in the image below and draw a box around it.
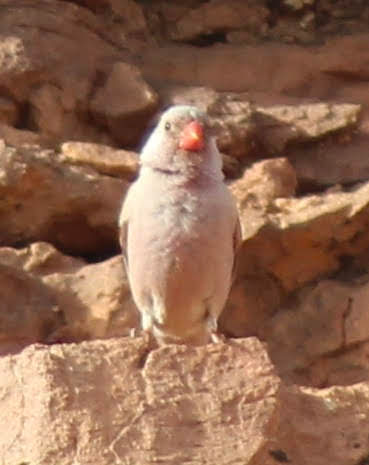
[179,121,204,152]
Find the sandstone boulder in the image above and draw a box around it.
[255,102,360,154]
[0,337,280,465]
[1,337,368,465]
[0,123,43,147]
[74,0,151,48]
[230,157,297,206]
[289,133,369,187]
[89,62,159,147]
[274,383,369,465]
[0,0,153,146]
[263,280,351,374]
[0,264,61,353]
[167,0,269,42]
[221,173,369,340]
[0,141,128,255]
[232,179,369,292]
[161,85,361,172]
[0,243,137,351]
[141,34,369,189]
[0,96,18,125]
[300,341,369,388]
[44,255,138,342]
[141,34,369,96]
[60,141,139,180]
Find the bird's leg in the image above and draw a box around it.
[206,313,226,343]
[141,311,154,332]
[129,328,137,338]
[140,311,158,348]
[210,331,226,343]
[141,329,156,348]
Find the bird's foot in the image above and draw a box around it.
[206,313,225,344]
[142,328,158,349]
[210,331,226,344]
[129,326,158,349]
[129,327,138,338]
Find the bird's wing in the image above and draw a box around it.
[118,188,135,272]
[119,218,129,271]
[232,216,243,282]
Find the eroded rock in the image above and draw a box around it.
[247,271,369,389]
[232,179,369,292]
[231,157,297,206]
[0,124,43,147]
[0,96,18,125]
[44,255,138,342]
[221,174,369,342]
[161,85,361,165]
[60,141,139,180]
[90,62,159,146]
[0,0,130,144]
[220,273,284,338]
[168,0,269,42]
[141,34,369,95]
[284,0,315,10]
[0,142,127,255]
[255,102,360,154]
[1,336,368,465]
[290,133,369,187]
[273,383,369,465]
[0,242,137,350]
[0,337,280,464]
[300,341,369,387]
[0,241,84,276]
[0,264,61,351]
[263,280,350,373]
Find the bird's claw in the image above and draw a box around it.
[210,331,226,344]
[129,327,138,338]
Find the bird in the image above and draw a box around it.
[119,105,242,345]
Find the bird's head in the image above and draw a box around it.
[140,105,223,179]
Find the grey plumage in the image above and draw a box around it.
[119,105,241,345]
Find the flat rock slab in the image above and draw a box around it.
[1,337,369,465]
[0,337,279,465]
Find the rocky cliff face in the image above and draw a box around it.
[1,1,369,463]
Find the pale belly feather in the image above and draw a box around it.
[127,183,235,336]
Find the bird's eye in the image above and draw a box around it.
[164,122,171,131]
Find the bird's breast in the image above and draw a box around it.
[128,177,234,267]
